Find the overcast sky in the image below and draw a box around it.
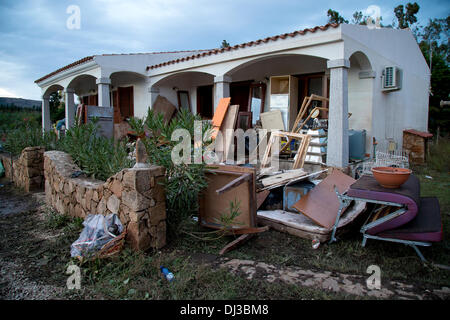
[0,0,448,100]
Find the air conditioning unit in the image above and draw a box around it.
[381,66,402,92]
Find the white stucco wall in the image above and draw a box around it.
[342,24,430,152]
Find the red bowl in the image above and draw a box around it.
[371,167,412,189]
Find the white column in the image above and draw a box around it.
[42,96,51,132]
[146,77,160,111]
[96,77,111,108]
[214,75,231,111]
[65,88,76,129]
[326,59,350,168]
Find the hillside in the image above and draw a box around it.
[0,97,41,109]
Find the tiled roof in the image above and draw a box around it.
[34,50,210,84]
[146,23,340,71]
[34,56,94,83]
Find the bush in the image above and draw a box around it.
[129,108,212,238]
[2,123,58,156]
[58,120,134,181]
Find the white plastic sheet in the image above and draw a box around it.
[70,213,123,258]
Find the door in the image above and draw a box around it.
[118,86,134,120]
[298,73,329,119]
[112,90,121,123]
[230,81,251,113]
[197,85,213,119]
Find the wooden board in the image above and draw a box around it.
[211,97,231,139]
[291,169,356,229]
[258,200,366,240]
[199,165,256,229]
[259,169,307,187]
[219,104,239,162]
[152,95,177,123]
[256,190,270,209]
[260,110,285,131]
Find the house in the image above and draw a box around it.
[35,23,430,169]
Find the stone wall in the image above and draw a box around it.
[44,150,167,251]
[0,147,45,192]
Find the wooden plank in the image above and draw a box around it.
[258,200,366,240]
[256,190,270,209]
[211,97,231,139]
[259,169,307,187]
[216,173,251,195]
[152,95,177,123]
[220,104,239,162]
[260,110,285,131]
[291,169,356,229]
[219,234,254,255]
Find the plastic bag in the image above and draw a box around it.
[70,213,124,258]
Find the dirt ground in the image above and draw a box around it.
[1,176,449,300]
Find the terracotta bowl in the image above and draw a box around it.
[371,167,412,189]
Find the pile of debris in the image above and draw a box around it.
[195,97,368,254]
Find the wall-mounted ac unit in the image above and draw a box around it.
[381,66,402,92]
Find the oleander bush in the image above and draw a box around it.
[58,120,134,181]
[129,108,212,238]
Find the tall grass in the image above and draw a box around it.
[427,137,450,172]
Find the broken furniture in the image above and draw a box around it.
[269,75,298,131]
[199,164,268,255]
[75,104,114,139]
[258,201,367,242]
[335,174,442,262]
[261,131,311,169]
[292,169,357,233]
[402,129,433,165]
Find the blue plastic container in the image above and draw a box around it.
[349,129,366,160]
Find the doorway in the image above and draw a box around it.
[197,85,213,119]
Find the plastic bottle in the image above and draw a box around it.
[160,266,174,282]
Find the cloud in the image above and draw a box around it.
[0,0,448,100]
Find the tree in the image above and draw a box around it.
[417,17,450,134]
[352,11,365,25]
[220,40,230,49]
[327,9,348,24]
[394,2,420,29]
[49,91,65,123]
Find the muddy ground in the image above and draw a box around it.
[1,176,449,300]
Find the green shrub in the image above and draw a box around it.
[0,109,41,134]
[129,108,212,238]
[2,123,58,156]
[58,120,134,181]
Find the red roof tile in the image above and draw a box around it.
[403,129,433,138]
[34,50,211,84]
[35,56,95,83]
[146,23,340,71]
